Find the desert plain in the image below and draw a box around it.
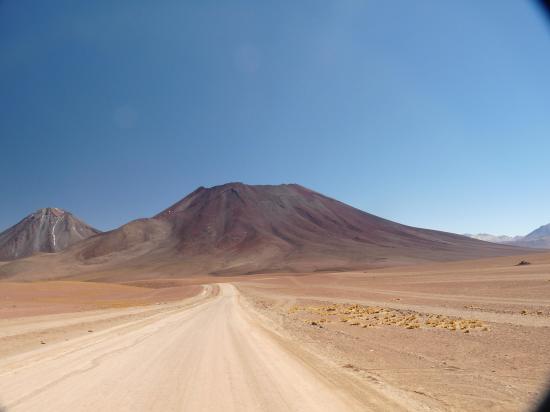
[1,251,549,411]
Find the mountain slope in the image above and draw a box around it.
[0,184,533,280]
[510,223,550,249]
[0,208,100,261]
[465,224,550,250]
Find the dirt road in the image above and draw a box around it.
[0,284,372,412]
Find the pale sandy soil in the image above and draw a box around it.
[235,254,550,411]
[1,253,549,411]
[0,284,393,412]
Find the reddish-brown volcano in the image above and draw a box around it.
[0,183,532,281]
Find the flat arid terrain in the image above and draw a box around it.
[3,0,550,409]
[1,252,549,411]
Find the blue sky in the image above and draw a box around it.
[1,0,549,235]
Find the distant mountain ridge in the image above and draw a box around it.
[526,223,550,239]
[511,223,550,249]
[464,233,523,243]
[0,208,100,261]
[465,223,550,249]
[0,183,530,281]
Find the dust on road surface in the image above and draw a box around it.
[0,284,373,412]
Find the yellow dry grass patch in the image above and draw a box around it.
[289,303,489,333]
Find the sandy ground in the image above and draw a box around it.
[235,254,550,411]
[1,253,549,411]
[0,280,202,318]
[0,283,402,412]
